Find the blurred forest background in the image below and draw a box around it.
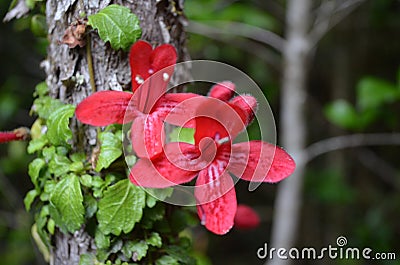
[0,0,399,264]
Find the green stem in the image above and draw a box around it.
[86,34,96,93]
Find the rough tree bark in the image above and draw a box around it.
[43,0,189,264]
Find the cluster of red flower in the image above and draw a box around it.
[75,41,296,235]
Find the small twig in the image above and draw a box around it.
[303,133,400,164]
[86,34,96,93]
[356,148,399,188]
[188,21,285,52]
[309,0,366,47]
[187,22,281,69]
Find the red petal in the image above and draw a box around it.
[131,113,165,159]
[195,160,236,235]
[129,142,200,188]
[208,81,235,102]
[228,141,296,183]
[75,91,136,126]
[150,44,177,73]
[192,97,245,145]
[234,204,260,230]
[156,93,200,128]
[229,95,257,127]
[129,40,152,92]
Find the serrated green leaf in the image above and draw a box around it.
[97,179,146,235]
[122,241,148,261]
[28,158,46,188]
[28,137,49,154]
[33,97,64,119]
[87,4,141,50]
[46,104,76,146]
[95,228,110,249]
[49,155,72,176]
[50,174,85,233]
[357,77,399,110]
[42,146,56,161]
[24,189,39,211]
[146,232,162,248]
[95,131,123,172]
[169,127,195,144]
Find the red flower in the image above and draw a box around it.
[234,204,261,230]
[0,127,30,143]
[75,40,197,159]
[129,85,296,235]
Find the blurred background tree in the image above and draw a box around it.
[1,0,399,265]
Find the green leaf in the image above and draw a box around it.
[146,232,162,248]
[357,77,399,110]
[34,81,48,97]
[70,152,86,163]
[80,174,93,187]
[145,188,174,208]
[69,161,84,172]
[33,97,64,119]
[42,146,56,161]
[97,179,146,235]
[95,228,110,249]
[49,174,85,233]
[79,253,97,265]
[141,203,166,229]
[35,206,51,248]
[31,14,47,37]
[87,4,142,50]
[95,131,123,172]
[24,189,39,211]
[27,136,48,154]
[48,155,72,176]
[46,104,76,146]
[47,218,55,235]
[84,194,98,218]
[165,245,197,265]
[155,255,179,265]
[28,158,46,188]
[122,241,148,262]
[169,127,195,144]
[324,100,361,130]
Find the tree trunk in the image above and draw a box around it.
[44,1,189,264]
[267,0,312,265]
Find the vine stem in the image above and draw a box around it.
[86,34,96,93]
